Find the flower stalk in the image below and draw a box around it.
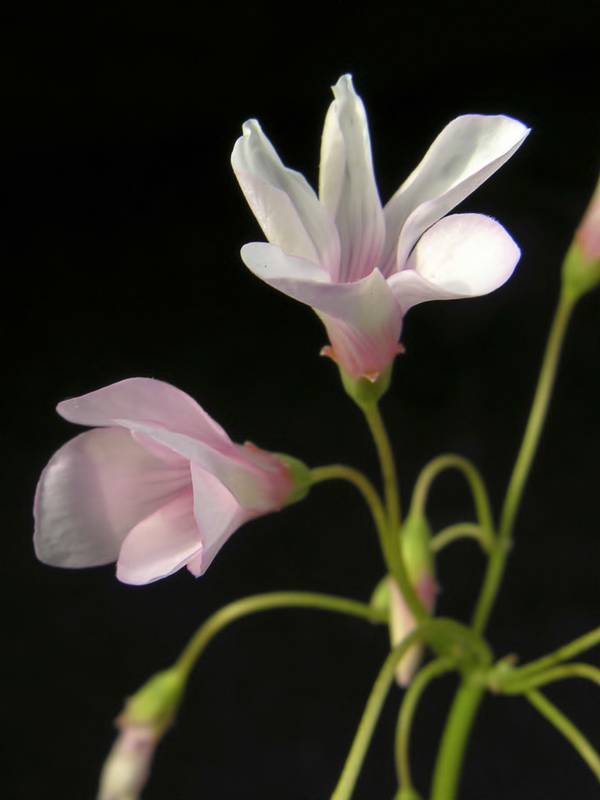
[471,289,576,634]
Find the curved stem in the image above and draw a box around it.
[175,592,387,679]
[410,454,495,539]
[526,689,600,782]
[395,659,453,791]
[501,662,600,694]
[310,464,392,571]
[329,632,424,800]
[506,626,600,682]
[431,523,492,554]
[472,291,576,634]
[330,619,490,800]
[430,676,487,800]
[361,403,427,623]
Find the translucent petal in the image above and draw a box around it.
[232,120,340,273]
[57,378,230,451]
[118,420,288,513]
[117,490,200,584]
[388,214,520,314]
[241,242,402,379]
[319,75,385,282]
[34,428,190,569]
[381,114,529,273]
[189,464,252,575]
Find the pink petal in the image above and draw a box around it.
[115,422,287,512]
[388,213,520,314]
[188,464,252,575]
[241,242,402,379]
[117,490,200,584]
[381,114,529,273]
[232,120,340,274]
[57,378,231,452]
[319,75,385,283]
[34,428,190,569]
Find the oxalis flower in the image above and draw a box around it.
[34,378,309,585]
[232,74,529,388]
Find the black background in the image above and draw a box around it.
[2,2,599,799]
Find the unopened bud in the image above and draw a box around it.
[372,513,437,686]
[562,174,600,302]
[97,667,185,800]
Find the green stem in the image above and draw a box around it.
[431,523,492,554]
[175,592,386,679]
[472,291,576,634]
[506,626,600,682]
[330,625,437,800]
[526,690,600,782]
[310,464,392,572]
[361,403,427,623]
[330,619,490,800]
[430,677,487,800]
[410,454,495,539]
[501,662,600,693]
[362,402,402,532]
[395,659,453,791]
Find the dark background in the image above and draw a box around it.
[2,2,598,798]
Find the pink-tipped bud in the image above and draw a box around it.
[97,722,157,800]
[97,667,185,800]
[562,174,600,301]
[372,513,437,686]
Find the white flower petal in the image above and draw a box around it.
[232,120,340,272]
[115,418,283,513]
[189,464,251,575]
[388,213,520,314]
[34,428,190,569]
[241,242,396,322]
[117,490,200,584]
[382,114,529,273]
[241,242,402,379]
[319,75,385,282]
[57,378,230,451]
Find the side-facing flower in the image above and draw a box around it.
[232,75,529,387]
[34,378,310,585]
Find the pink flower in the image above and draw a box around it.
[232,75,529,382]
[34,378,307,585]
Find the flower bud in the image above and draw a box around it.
[562,174,600,302]
[372,513,437,686]
[97,668,185,800]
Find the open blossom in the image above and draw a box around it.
[34,378,308,585]
[232,75,529,382]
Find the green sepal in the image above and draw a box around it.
[339,363,393,409]
[123,667,186,735]
[370,575,391,616]
[276,453,312,506]
[400,512,435,584]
